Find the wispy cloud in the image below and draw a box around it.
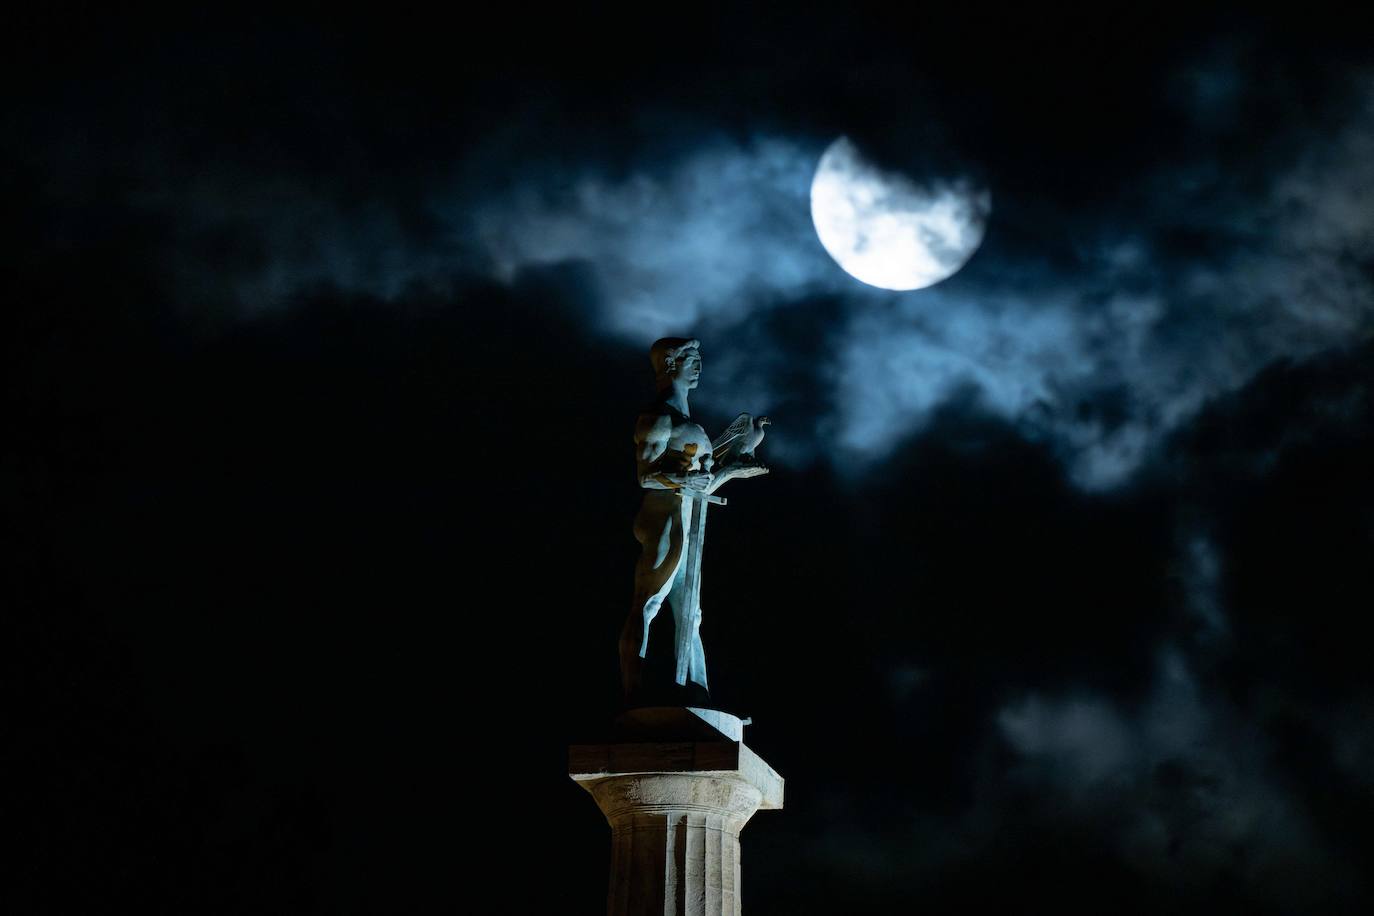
[466,136,849,336]
[113,54,1374,491]
[457,80,1374,487]
[995,650,1348,906]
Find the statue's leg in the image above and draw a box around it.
[621,541,681,697]
[636,506,683,658]
[637,584,670,658]
[621,496,687,701]
[620,564,686,700]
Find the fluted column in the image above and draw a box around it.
[570,708,784,916]
[590,773,758,915]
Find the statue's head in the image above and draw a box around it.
[649,337,701,390]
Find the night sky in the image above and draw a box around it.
[7,7,1374,914]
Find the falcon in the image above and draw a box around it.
[712,413,770,467]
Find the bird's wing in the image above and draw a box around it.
[712,413,753,450]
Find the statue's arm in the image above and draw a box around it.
[706,463,768,494]
[636,414,678,489]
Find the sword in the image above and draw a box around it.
[668,462,766,687]
[674,487,714,686]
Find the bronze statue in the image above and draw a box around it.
[619,337,768,705]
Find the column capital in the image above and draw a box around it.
[569,710,784,915]
[569,739,784,814]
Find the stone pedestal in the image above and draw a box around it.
[570,708,784,916]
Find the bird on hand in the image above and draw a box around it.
[712,413,771,467]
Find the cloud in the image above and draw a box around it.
[999,693,1136,791]
[466,136,849,337]
[82,43,1372,492]
[996,650,1348,907]
[456,80,1374,489]
[760,337,1374,910]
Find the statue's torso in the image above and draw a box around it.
[650,404,712,477]
[668,418,712,475]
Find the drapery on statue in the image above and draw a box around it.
[619,337,769,705]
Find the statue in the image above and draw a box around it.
[619,337,769,706]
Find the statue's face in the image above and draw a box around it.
[675,349,702,389]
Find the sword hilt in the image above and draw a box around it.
[677,490,727,506]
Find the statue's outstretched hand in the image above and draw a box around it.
[705,463,768,494]
[683,471,712,492]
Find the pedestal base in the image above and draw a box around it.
[570,708,784,916]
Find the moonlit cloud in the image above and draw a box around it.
[467,137,849,336]
[456,82,1374,489]
[114,62,1374,491]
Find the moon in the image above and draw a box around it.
[810,136,990,291]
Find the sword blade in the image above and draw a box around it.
[675,491,709,685]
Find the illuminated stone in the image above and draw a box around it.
[570,709,783,916]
